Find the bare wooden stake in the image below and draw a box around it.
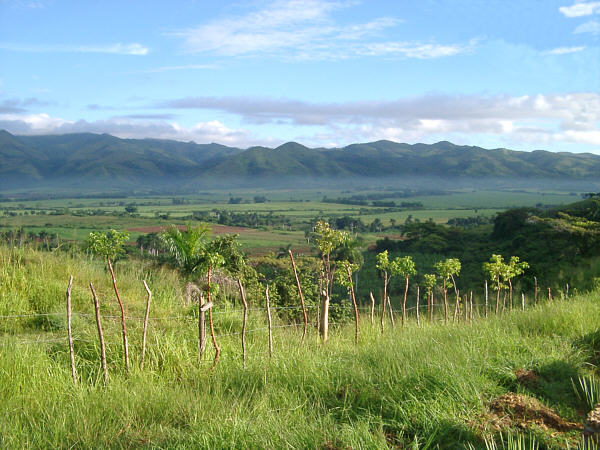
[387,296,395,327]
[453,290,460,324]
[107,258,129,374]
[66,275,77,386]
[141,280,152,369]
[265,285,273,357]
[534,276,538,305]
[430,291,434,322]
[547,287,553,303]
[381,272,388,334]
[416,286,420,327]
[521,291,525,311]
[469,291,474,323]
[369,291,375,325]
[207,266,220,369]
[90,283,108,383]
[198,290,207,360]
[566,284,569,298]
[237,279,248,366]
[289,250,308,345]
[345,265,359,344]
[402,276,409,327]
[485,280,489,319]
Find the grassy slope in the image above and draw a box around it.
[1,246,599,448]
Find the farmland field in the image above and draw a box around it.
[0,188,582,251]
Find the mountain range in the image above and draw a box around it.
[1,129,599,191]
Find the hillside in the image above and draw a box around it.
[1,130,600,191]
[0,245,598,447]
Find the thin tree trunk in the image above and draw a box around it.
[495,279,501,316]
[509,279,513,311]
[66,275,77,386]
[346,265,359,344]
[237,279,248,366]
[369,291,375,325]
[320,288,329,343]
[265,285,273,357]
[90,283,107,383]
[141,280,152,368]
[453,289,460,324]
[534,276,538,305]
[443,283,448,325]
[416,286,420,327]
[402,276,409,327]
[207,266,220,369]
[107,258,129,374]
[288,250,308,345]
[502,292,507,313]
[387,296,395,327]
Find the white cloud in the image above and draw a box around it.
[559,1,600,18]
[0,114,261,146]
[173,0,471,60]
[543,46,586,54]
[134,64,219,74]
[0,42,149,55]
[3,93,600,150]
[574,20,600,34]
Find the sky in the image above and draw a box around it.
[0,0,599,152]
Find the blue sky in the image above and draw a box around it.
[0,0,599,152]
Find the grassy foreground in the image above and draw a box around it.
[1,246,599,448]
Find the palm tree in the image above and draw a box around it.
[161,223,210,278]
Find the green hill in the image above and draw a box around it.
[1,130,599,190]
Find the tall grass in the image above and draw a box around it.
[1,245,599,448]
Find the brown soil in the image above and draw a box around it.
[478,393,582,433]
[515,369,540,387]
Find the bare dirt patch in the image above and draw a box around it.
[514,369,540,388]
[478,393,582,433]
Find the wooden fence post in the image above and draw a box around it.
[534,276,538,305]
[548,287,553,303]
[485,280,489,319]
[521,291,525,311]
[107,258,129,374]
[66,275,77,386]
[141,280,152,368]
[207,266,220,369]
[416,286,420,327]
[237,279,248,366]
[369,291,375,325]
[266,285,273,357]
[89,283,107,383]
[346,265,359,344]
[289,250,308,345]
[453,290,460,324]
[469,291,474,323]
[387,297,395,327]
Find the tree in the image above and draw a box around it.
[161,223,210,277]
[375,250,391,333]
[423,273,437,321]
[161,223,226,367]
[434,258,461,324]
[483,254,510,315]
[335,261,360,344]
[314,220,348,343]
[88,229,131,373]
[392,256,417,326]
